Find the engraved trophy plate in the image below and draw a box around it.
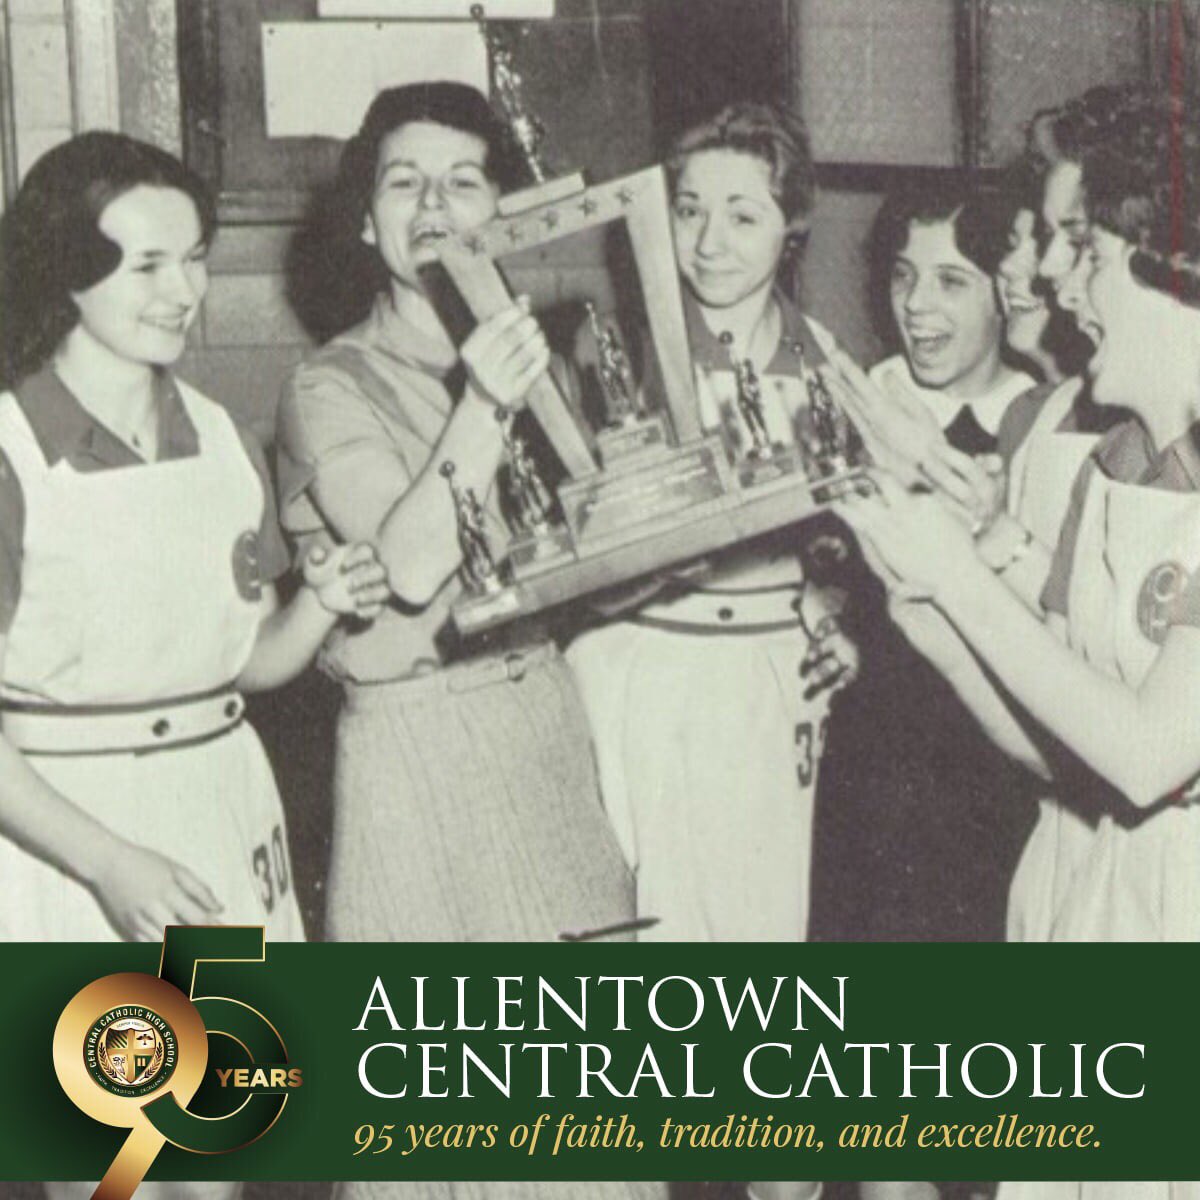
[560,437,733,548]
[734,443,808,491]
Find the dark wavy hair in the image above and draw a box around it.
[868,178,1017,343]
[1037,83,1148,168]
[287,82,519,342]
[0,131,215,388]
[1079,87,1200,306]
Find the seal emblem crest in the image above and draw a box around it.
[1136,560,1189,644]
[84,1006,178,1098]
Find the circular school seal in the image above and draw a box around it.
[1137,560,1190,645]
[84,1006,178,1098]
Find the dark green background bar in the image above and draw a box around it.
[0,943,1193,1183]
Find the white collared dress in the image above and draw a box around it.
[0,374,302,941]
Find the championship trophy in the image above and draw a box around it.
[434,14,866,635]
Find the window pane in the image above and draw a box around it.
[980,0,1146,166]
[798,0,959,166]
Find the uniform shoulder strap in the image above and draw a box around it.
[0,392,50,479]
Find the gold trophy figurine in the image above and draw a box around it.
[585,301,639,428]
[471,4,585,212]
[471,3,546,184]
[440,460,501,594]
[494,409,574,578]
[808,372,849,469]
[720,332,772,461]
[496,407,553,534]
[584,302,671,469]
[804,371,865,500]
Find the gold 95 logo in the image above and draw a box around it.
[54,927,299,1200]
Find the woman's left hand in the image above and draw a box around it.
[303,542,390,619]
[838,469,977,599]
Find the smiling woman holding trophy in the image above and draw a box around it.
[276,82,649,988]
[566,103,860,962]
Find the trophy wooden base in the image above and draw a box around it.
[497,171,588,216]
[508,524,576,579]
[559,436,732,548]
[451,455,868,636]
[594,414,671,469]
[735,445,806,491]
[809,454,870,503]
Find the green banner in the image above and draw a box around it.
[1,934,1193,1186]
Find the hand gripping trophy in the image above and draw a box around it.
[440,461,501,594]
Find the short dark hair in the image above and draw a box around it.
[666,102,816,226]
[289,82,517,341]
[0,131,215,387]
[1080,87,1200,305]
[868,178,1016,341]
[338,82,519,234]
[1044,83,1146,166]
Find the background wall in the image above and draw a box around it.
[6,0,72,180]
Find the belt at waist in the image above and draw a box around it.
[631,585,806,634]
[342,641,560,711]
[0,684,245,756]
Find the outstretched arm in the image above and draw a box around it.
[843,473,1200,808]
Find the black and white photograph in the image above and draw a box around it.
[0,0,1198,1197]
